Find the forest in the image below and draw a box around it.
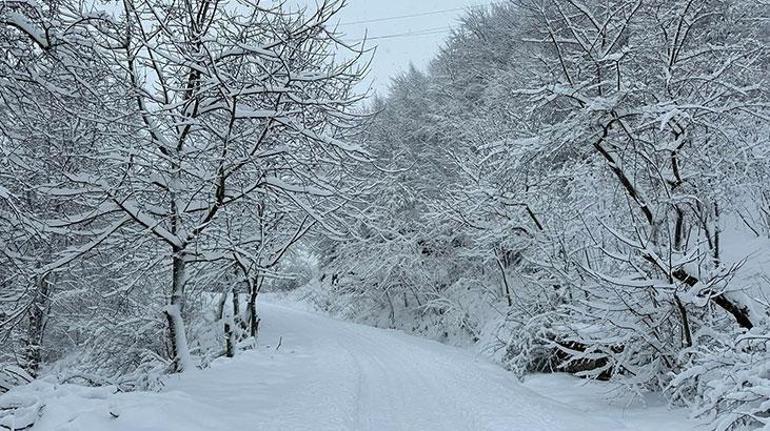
[1,0,769,430]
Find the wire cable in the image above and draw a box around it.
[337,1,500,26]
[358,26,454,42]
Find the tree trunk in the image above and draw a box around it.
[246,273,262,339]
[385,291,396,329]
[232,284,241,329]
[224,286,240,358]
[217,290,227,320]
[495,251,513,307]
[23,272,51,376]
[224,312,235,358]
[165,251,192,372]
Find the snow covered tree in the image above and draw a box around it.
[316,4,769,426]
[1,0,369,377]
[510,0,769,382]
[0,0,123,376]
[62,0,368,372]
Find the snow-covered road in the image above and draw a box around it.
[219,302,616,431]
[20,301,697,431]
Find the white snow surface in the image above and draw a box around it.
[7,301,699,431]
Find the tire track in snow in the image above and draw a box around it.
[257,302,622,430]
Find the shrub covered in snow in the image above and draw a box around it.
[670,327,770,431]
[0,366,32,396]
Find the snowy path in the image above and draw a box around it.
[24,301,697,431]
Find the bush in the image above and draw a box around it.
[670,328,770,431]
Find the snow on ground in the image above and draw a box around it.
[523,374,703,431]
[3,301,700,431]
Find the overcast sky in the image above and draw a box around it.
[296,0,490,95]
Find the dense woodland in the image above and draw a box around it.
[1,0,770,430]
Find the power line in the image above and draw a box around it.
[339,7,468,26]
[359,26,454,42]
[337,2,499,27]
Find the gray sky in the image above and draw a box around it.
[96,1,489,95]
[300,0,490,95]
